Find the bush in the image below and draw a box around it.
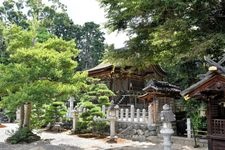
[6,127,40,144]
[91,120,109,135]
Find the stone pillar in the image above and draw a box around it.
[130,105,134,122]
[155,99,159,123]
[187,118,191,139]
[67,97,75,118]
[136,109,140,122]
[125,109,129,121]
[160,104,175,150]
[102,105,106,115]
[110,117,116,139]
[142,109,146,123]
[72,110,78,132]
[148,104,153,126]
[16,108,20,121]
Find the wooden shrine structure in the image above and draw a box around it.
[139,80,181,124]
[88,62,166,108]
[181,56,225,150]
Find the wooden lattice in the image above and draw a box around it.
[212,119,225,136]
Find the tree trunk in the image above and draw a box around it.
[19,104,24,128]
[23,102,32,128]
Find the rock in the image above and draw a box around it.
[121,123,127,129]
[138,135,146,142]
[132,135,139,141]
[140,124,147,130]
[150,131,157,136]
[144,130,151,137]
[129,129,136,135]
[133,124,139,130]
[137,129,144,135]
[148,125,157,131]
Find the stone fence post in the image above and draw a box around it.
[130,105,135,122]
[148,104,153,126]
[125,109,129,121]
[136,109,140,122]
[142,109,146,123]
[187,118,191,139]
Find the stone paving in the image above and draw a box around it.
[0,123,208,150]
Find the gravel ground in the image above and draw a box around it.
[0,123,208,150]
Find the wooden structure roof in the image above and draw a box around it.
[143,80,181,93]
[88,62,166,80]
[139,80,181,102]
[181,56,225,100]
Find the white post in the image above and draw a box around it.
[16,108,20,121]
[102,105,106,115]
[187,118,191,139]
[120,109,124,121]
[142,109,146,123]
[130,105,134,122]
[148,104,153,125]
[125,109,129,121]
[137,109,140,122]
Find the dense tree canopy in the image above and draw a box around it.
[99,0,225,86]
[0,0,106,71]
[0,24,87,128]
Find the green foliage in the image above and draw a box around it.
[0,23,85,129]
[99,0,225,87]
[6,127,40,144]
[75,22,105,70]
[0,0,105,71]
[184,99,207,146]
[77,78,114,133]
[31,102,67,128]
[91,120,109,135]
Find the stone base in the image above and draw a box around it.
[106,136,118,143]
[116,122,157,142]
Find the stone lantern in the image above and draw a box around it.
[72,107,79,133]
[160,104,176,150]
[107,100,119,142]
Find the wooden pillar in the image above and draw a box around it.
[207,98,212,150]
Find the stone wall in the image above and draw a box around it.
[116,121,158,142]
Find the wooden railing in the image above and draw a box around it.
[212,119,225,136]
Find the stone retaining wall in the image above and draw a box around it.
[116,122,158,142]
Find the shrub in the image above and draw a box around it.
[6,127,40,144]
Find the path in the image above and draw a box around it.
[0,123,207,150]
